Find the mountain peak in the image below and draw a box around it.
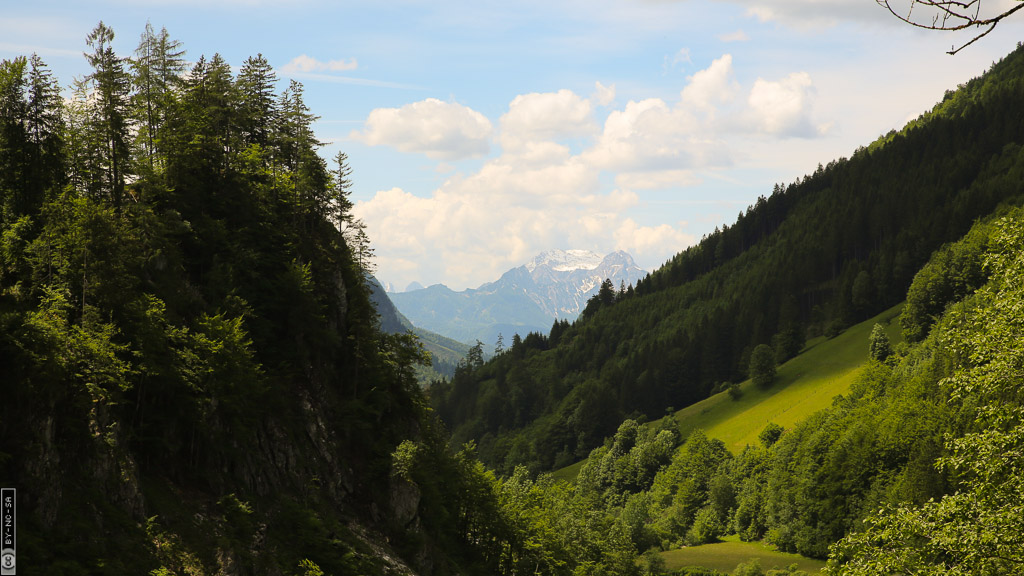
[526,249,604,273]
[389,249,647,343]
[601,250,637,265]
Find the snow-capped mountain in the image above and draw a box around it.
[526,249,603,273]
[520,250,645,318]
[389,250,647,345]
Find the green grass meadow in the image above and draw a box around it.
[672,304,903,451]
[659,534,827,574]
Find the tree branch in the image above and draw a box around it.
[876,0,1024,54]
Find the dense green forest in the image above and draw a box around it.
[3,21,1024,576]
[0,23,635,576]
[429,45,1024,475]
[0,21,428,575]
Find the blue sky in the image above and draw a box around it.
[4,0,1024,290]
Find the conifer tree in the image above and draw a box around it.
[0,56,30,220]
[26,55,64,192]
[332,151,355,227]
[132,22,184,170]
[84,22,132,210]
[236,54,277,150]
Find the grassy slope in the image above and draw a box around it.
[552,304,904,482]
[675,304,903,451]
[660,535,827,574]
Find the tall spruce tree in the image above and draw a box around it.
[26,55,65,201]
[0,56,30,221]
[236,53,277,151]
[84,22,132,210]
[132,22,184,171]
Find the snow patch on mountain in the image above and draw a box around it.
[526,249,604,273]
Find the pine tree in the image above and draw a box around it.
[332,151,355,228]
[277,80,330,225]
[84,22,132,210]
[0,56,30,220]
[236,54,277,150]
[27,54,65,191]
[132,22,184,171]
[331,151,374,274]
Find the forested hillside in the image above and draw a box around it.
[0,23,627,576]
[430,45,1024,474]
[492,206,1024,573]
[0,22,433,575]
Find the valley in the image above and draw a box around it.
[2,17,1024,576]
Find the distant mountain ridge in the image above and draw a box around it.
[526,249,603,272]
[390,250,646,344]
[523,250,643,318]
[367,276,471,381]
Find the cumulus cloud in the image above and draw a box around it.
[584,97,731,173]
[681,54,739,111]
[352,98,493,160]
[747,72,829,137]
[614,219,696,259]
[499,89,599,152]
[353,112,693,289]
[353,54,830,289]
[583,55,746,176]
[354,163,605,290]
[356,181,692,290]
[281,54,358,73]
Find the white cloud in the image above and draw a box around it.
[500,89,598,152]
[747,72,828,137]
[584,97,729,172]
[681,53,739,112]
[355,54,833,289]
[614,218,696,261]
[583,55,749,176]
[355,167,608,290]
[352,98,493,160]
[281,54,358,73]
[354,120,676,290]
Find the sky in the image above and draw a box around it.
[4,0,1024,291]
